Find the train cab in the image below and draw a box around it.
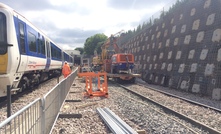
[111,53,135,74]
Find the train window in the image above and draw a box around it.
[58,51,61,59]
[111,56,116,62]
[0,13,7,55]
[37,39,40,53]
[19,23,26,54]
[41,37,45,55]
[28,32,36,52]
[54,49,57,58]
[0,13,6,43]
[37,36,45,55]
[51,46,54,58]
[46,41,50,58]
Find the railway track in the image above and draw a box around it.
[136,82,221,113]
[109,81,221,133]
[53,77,219,133]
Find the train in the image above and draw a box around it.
[111,53,135,74]
[0,3,73,97]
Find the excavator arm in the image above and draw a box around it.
[101,30,124,60]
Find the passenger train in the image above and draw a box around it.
[0,3,73,97]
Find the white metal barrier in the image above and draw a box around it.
[0,98,42,134]
[0,68,78,134]
[43,69,77,134]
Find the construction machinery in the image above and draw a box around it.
[93,30,140,83]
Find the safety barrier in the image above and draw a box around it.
[43,68,77,134]
[78,72,108,98]
[0,98,42,134]
[0,67,78,134]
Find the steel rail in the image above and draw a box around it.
[97,107,138,134]
[96,108,126,134]
[103,107,138,134]
[136,82,221,113]
[118,84,221,134]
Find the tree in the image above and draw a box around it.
[95,41,105,54]
[141,22,147,30]
[75,47,84,54]
[84,33,107,55]
[136,24,142,33]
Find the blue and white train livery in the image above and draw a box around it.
[0,3,73,97]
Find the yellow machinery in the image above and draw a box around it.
[91,30,140,83]
[92,55,102,66]
[92,30,124,72]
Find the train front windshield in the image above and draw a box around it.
[0,12,7,55]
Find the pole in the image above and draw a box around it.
[7,85,11,118]
[57,76,59,83]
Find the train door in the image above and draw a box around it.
[16,20,28,72]
[45,40,51,71]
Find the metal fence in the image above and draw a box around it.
[0,67,78,134]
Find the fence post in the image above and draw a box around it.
[41,98,46,134]
[57,76,59,83]
[7,85,11,118]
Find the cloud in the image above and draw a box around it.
[54,28,102,45]
[0,0,172,49]
[106,0,166,10]
[2,0,52,11]
[2,0,90,15]
[32,18,101,48]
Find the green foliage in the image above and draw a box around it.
[95,41,105,54]
[75,47,84,54]
[160,10,165,19]
[136,24,142,33]
[84,33,108,55]
[118,0,189,46]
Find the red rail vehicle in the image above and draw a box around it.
[93,30,140,83]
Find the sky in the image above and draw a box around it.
[1,0,176,50]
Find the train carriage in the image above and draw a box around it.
[0,3,73,97]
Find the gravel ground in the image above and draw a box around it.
[1,76,220,134]
[52,78,220,134]
[0,77,62,123]
[136,79,221,109]
[133,79,221,132]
